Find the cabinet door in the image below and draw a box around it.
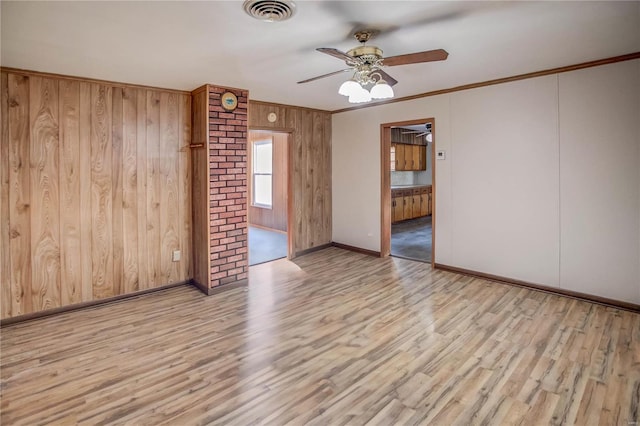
[403,195,412,219]
[412,194,421,218]
[395,144,405,171]
[418,145,427,170]
[420,193,428,216]
[392,197,404,222]
[411,145,420,170]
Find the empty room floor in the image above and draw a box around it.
[391,215,432,262]
[248,226,287,266]
[2,247,639,425]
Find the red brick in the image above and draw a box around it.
[211,271,228,280]
[219,249,236,258]
[211,245,228,253]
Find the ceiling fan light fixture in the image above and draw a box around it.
[338,79,360,97]
[426,133,433,143]
[348,86,372,103]
[370,80,394,99]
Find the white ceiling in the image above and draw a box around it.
[2,1,639,111]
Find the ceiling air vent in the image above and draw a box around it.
[243,0,296,22]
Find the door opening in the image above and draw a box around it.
[380,118,436,266]
[247,130,291,266]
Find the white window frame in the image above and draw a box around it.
[252,140,273,209]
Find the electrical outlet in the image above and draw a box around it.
[172,250,181,262]
[436,150,446,160]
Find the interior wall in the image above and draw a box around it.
[248,101,331,255]
[248,131,288,232]
[449,75,560,286]
[559,60,640,302]
[1,70,192,319]
[332,59,640,304]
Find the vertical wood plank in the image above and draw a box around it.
[79,82,93,302]
[58,79,82,305]
[136,89,148,290]
[146,90,161,288]
[322,112,332,244]
[1,72,11,318]
[293,109,304,254]
[178,94,192,281]
[122,88,139,293]
[8,74,31,316]
[301,109,313,250]
[29,76,61,312]
[111,87,124,296]
[311,111,323,247]
[90,84,113,299]
[159,92,180,284]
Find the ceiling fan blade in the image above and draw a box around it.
[415,132,427,137]
[297,69,352,84]
[384,49,449,67]
[402,131,421,134]
[317,48,354,62]
[376,69,398,87]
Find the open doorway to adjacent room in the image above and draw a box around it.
[247,130,291,266]
[381,118,435,264]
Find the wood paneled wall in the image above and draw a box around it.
[0,70,192,319]
[248,131,288,232]
[391,127,427,145]
[248,101,331,255]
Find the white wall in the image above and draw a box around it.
[332,59,640,303]
[559,60,640,302]
[449,76,560,286]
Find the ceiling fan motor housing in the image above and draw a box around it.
[346,45,383,62]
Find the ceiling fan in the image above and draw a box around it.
[297,30,448,103]
[403,124,433,142]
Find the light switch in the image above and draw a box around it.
[436,150,446,160]
[172,250,181,262]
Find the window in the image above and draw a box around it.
[252,140,272,208]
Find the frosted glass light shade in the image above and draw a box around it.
[338,80,360,96]
[426,133,433,143]
[370,81,394,99]
[348,86,372,103]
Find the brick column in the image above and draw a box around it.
[207,87,248,289]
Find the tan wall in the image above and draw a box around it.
[249,101,331,255]
[1,70,192,319]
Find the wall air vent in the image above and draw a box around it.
[243,0,296,22]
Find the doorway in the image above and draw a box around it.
[247,130,291,266]
[380,118,436,266]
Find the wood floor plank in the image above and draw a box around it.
[1,248,639,425]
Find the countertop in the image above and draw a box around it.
[391,184,431,190]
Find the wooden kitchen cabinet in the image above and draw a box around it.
[394,144,406,171]
[391,185,432,223]
[402,192,412,219]
[412,190,421,218]
[420,189,428,216]
[391,143,427,171]
[392,196,404,222]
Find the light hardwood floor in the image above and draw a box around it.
[1,247,639,425]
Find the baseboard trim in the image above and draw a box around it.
[294,243,333,258]
[332,242,381,258]
[1,280,192,327]
[434,263,640,313]
[192,279,248,296]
